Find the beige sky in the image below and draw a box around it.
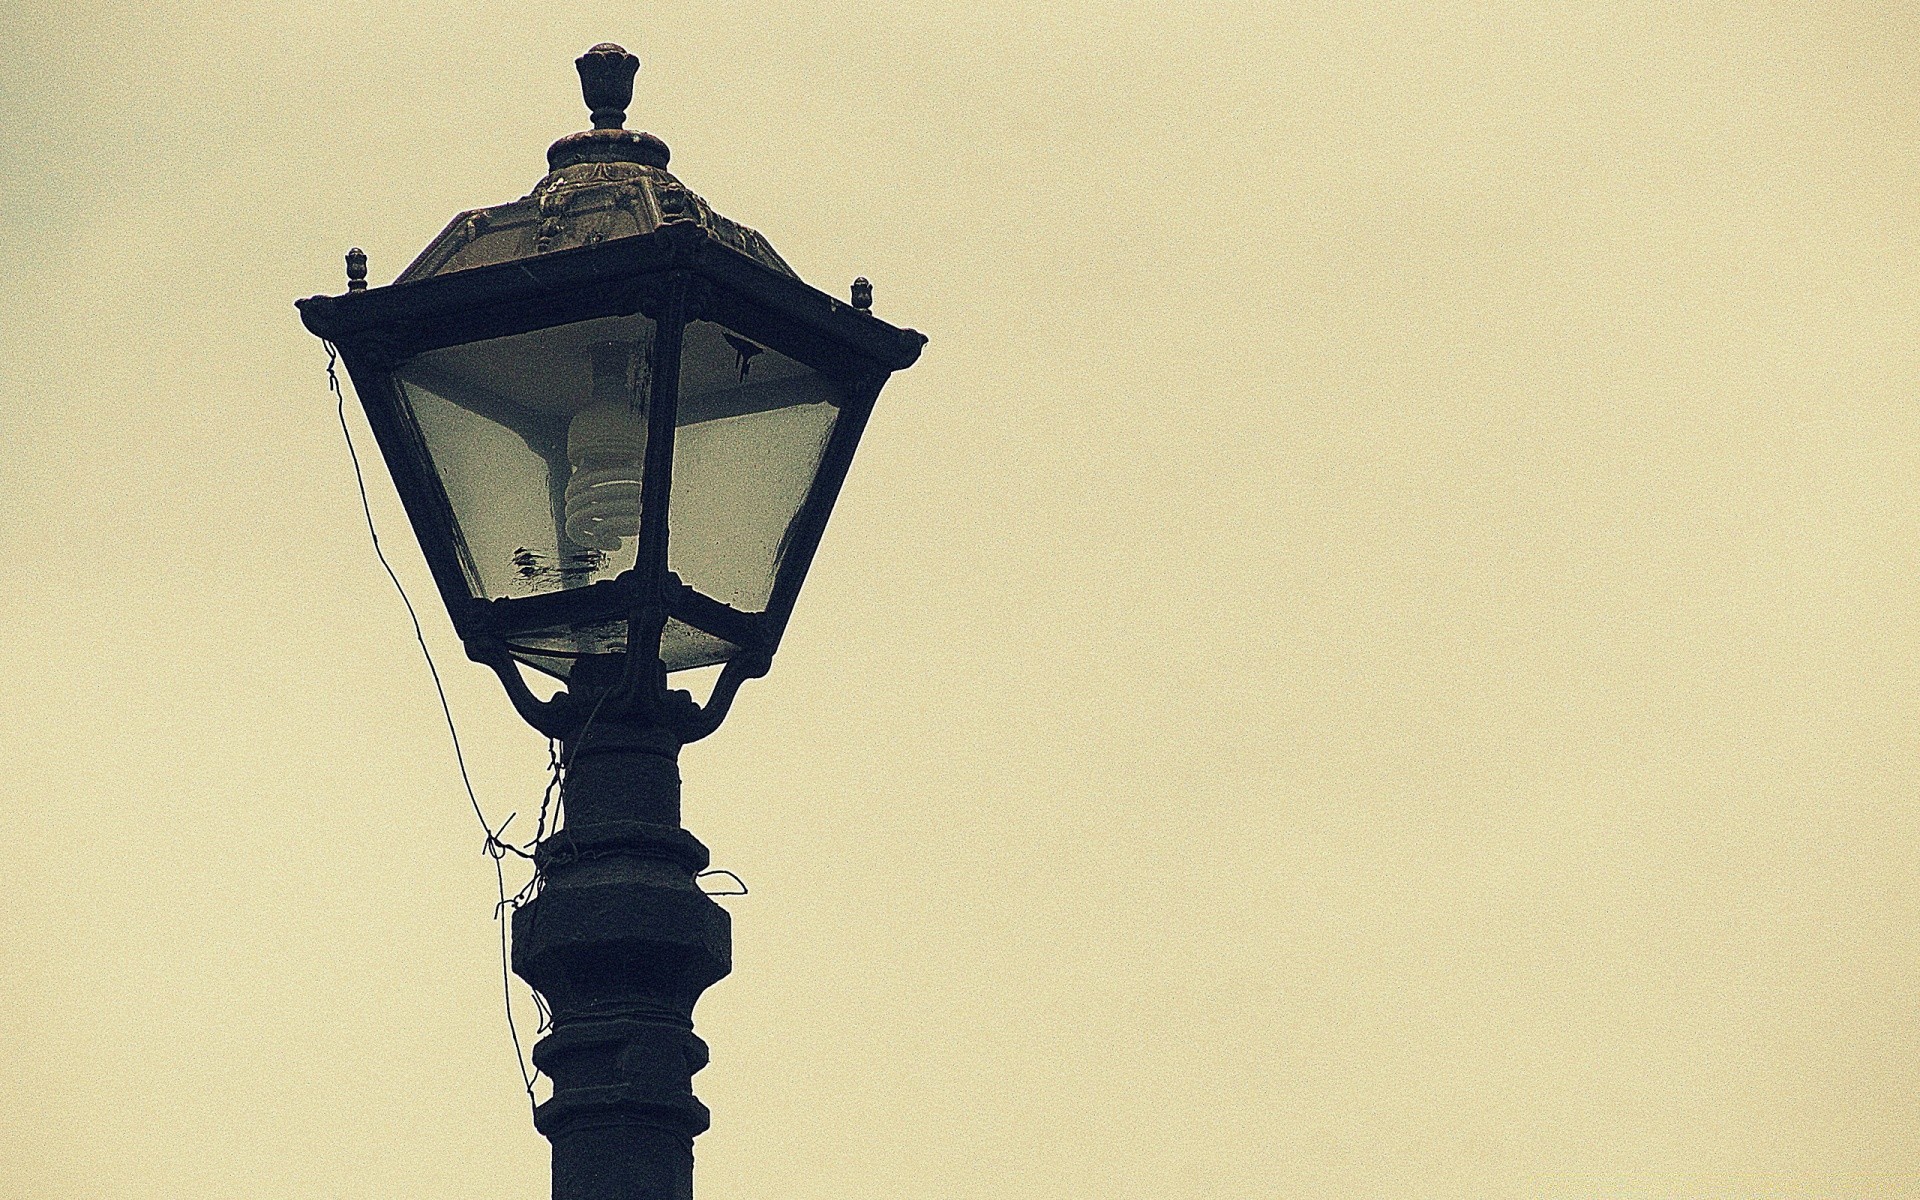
[3,3,1917,1198]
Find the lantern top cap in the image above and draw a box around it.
[549,41,669,171]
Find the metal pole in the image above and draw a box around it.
[512,697,730,1200]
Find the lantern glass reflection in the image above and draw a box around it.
[394,313,657,602]
[669,319,846,614]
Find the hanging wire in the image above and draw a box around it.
[562,685,614,776]
[533,738,562,845]
[325,344,750,1108]
[487,827,539,1112]
[696,869,750,896]
[327,343,543,1115]
[504,742,566,912]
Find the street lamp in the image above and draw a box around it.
[297,42,924,1200]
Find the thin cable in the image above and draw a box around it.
[490,839,540,1111]
[561,685,614,777]
[696,869,750,896]
[533,738,562,845]
[328,343,541,1114]
[328,343,500,848]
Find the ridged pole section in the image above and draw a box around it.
[512,716,731,1200]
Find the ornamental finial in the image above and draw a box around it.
[547,43,668,171]
[577,43,639,130]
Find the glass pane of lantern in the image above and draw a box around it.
[671,320,846,613]
[505,618,738,681]
[503,619,629,681]
[394,313,659,602]
[661,618,740,673]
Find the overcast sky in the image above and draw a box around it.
[3,4,1917,1198]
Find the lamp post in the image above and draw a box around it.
[297,42,924,1200]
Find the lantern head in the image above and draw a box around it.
[297,43,924,739]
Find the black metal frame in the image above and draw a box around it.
[298,220,924,740]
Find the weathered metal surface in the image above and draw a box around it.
[514,714,729,1200]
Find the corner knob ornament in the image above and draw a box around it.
[577,42,639,129]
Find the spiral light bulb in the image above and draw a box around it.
[563,342,648,552]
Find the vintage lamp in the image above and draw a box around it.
[296,42,924,1200]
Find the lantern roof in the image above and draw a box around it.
[397,43,797,284]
